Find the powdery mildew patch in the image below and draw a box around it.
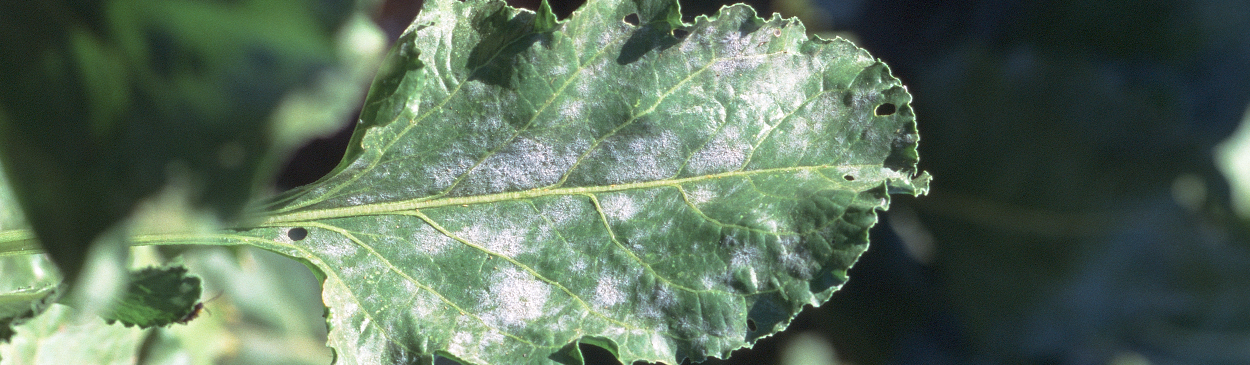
[539,195,593,229]
[478,266,552,329]
[457,136,586,195]
[684,131,748,175]
[410,219,457,256]
[598,192,639,222]
[600,129,683,183]
[593,275,625,310]
[452,215,547,257]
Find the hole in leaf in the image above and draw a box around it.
[288,227,308,241]
[544,0,583,18]
[875,103,897,116]
[843,175,855,181]
[623,13,640,26]
[671,28,689,38]
[747,319,758,331]
[579,343,622,364]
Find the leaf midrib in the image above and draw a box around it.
[261,164,867,225]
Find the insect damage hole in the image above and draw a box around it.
[843,175,855,181]
[671,28,689,38]
[623,13,640,26]
[875,103,897,116]
[287,227,308,241]
[747,319,758,331]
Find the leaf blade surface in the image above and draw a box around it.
[235,0,929,363]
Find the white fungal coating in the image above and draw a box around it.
[477,266,552,329]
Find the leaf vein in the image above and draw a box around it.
[586,193,703,294]
[402,209,641,332]
[674,186,797,236]
[302,221,543,347]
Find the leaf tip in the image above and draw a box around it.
[534,0,559,33]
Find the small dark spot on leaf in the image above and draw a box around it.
[843,175,855,181]
[671,28,689,38]
[288,227,308,241]
[875,103,897,116]
[747,319,758,331]
[623,13,640,26]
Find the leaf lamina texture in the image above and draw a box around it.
[232,0,929,364]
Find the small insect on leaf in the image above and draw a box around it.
[176,302,207,324]
[176,292,223,325]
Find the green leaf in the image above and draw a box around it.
[1,0,932,362]
[100,266,202,328]
[534,0,559,34]
[189,0,928,363]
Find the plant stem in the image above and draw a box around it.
[0,229,41,257]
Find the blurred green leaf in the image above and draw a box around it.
[0,285,60,344]
[0,159,59,344]
[0,160,37,258]
[141,0,929,363]
[1218,107,1250,219]
[100,266,202,328]
[0,161,22,232]
[780,332,840,365]
[269,12,388,153]
[0,0,376,283]
[147,247,334,365]
[0,304,145,365]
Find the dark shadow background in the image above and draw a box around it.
[277,0,1250,364]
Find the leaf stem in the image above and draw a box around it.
[0,229,41,257]
[0,230,256,257]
